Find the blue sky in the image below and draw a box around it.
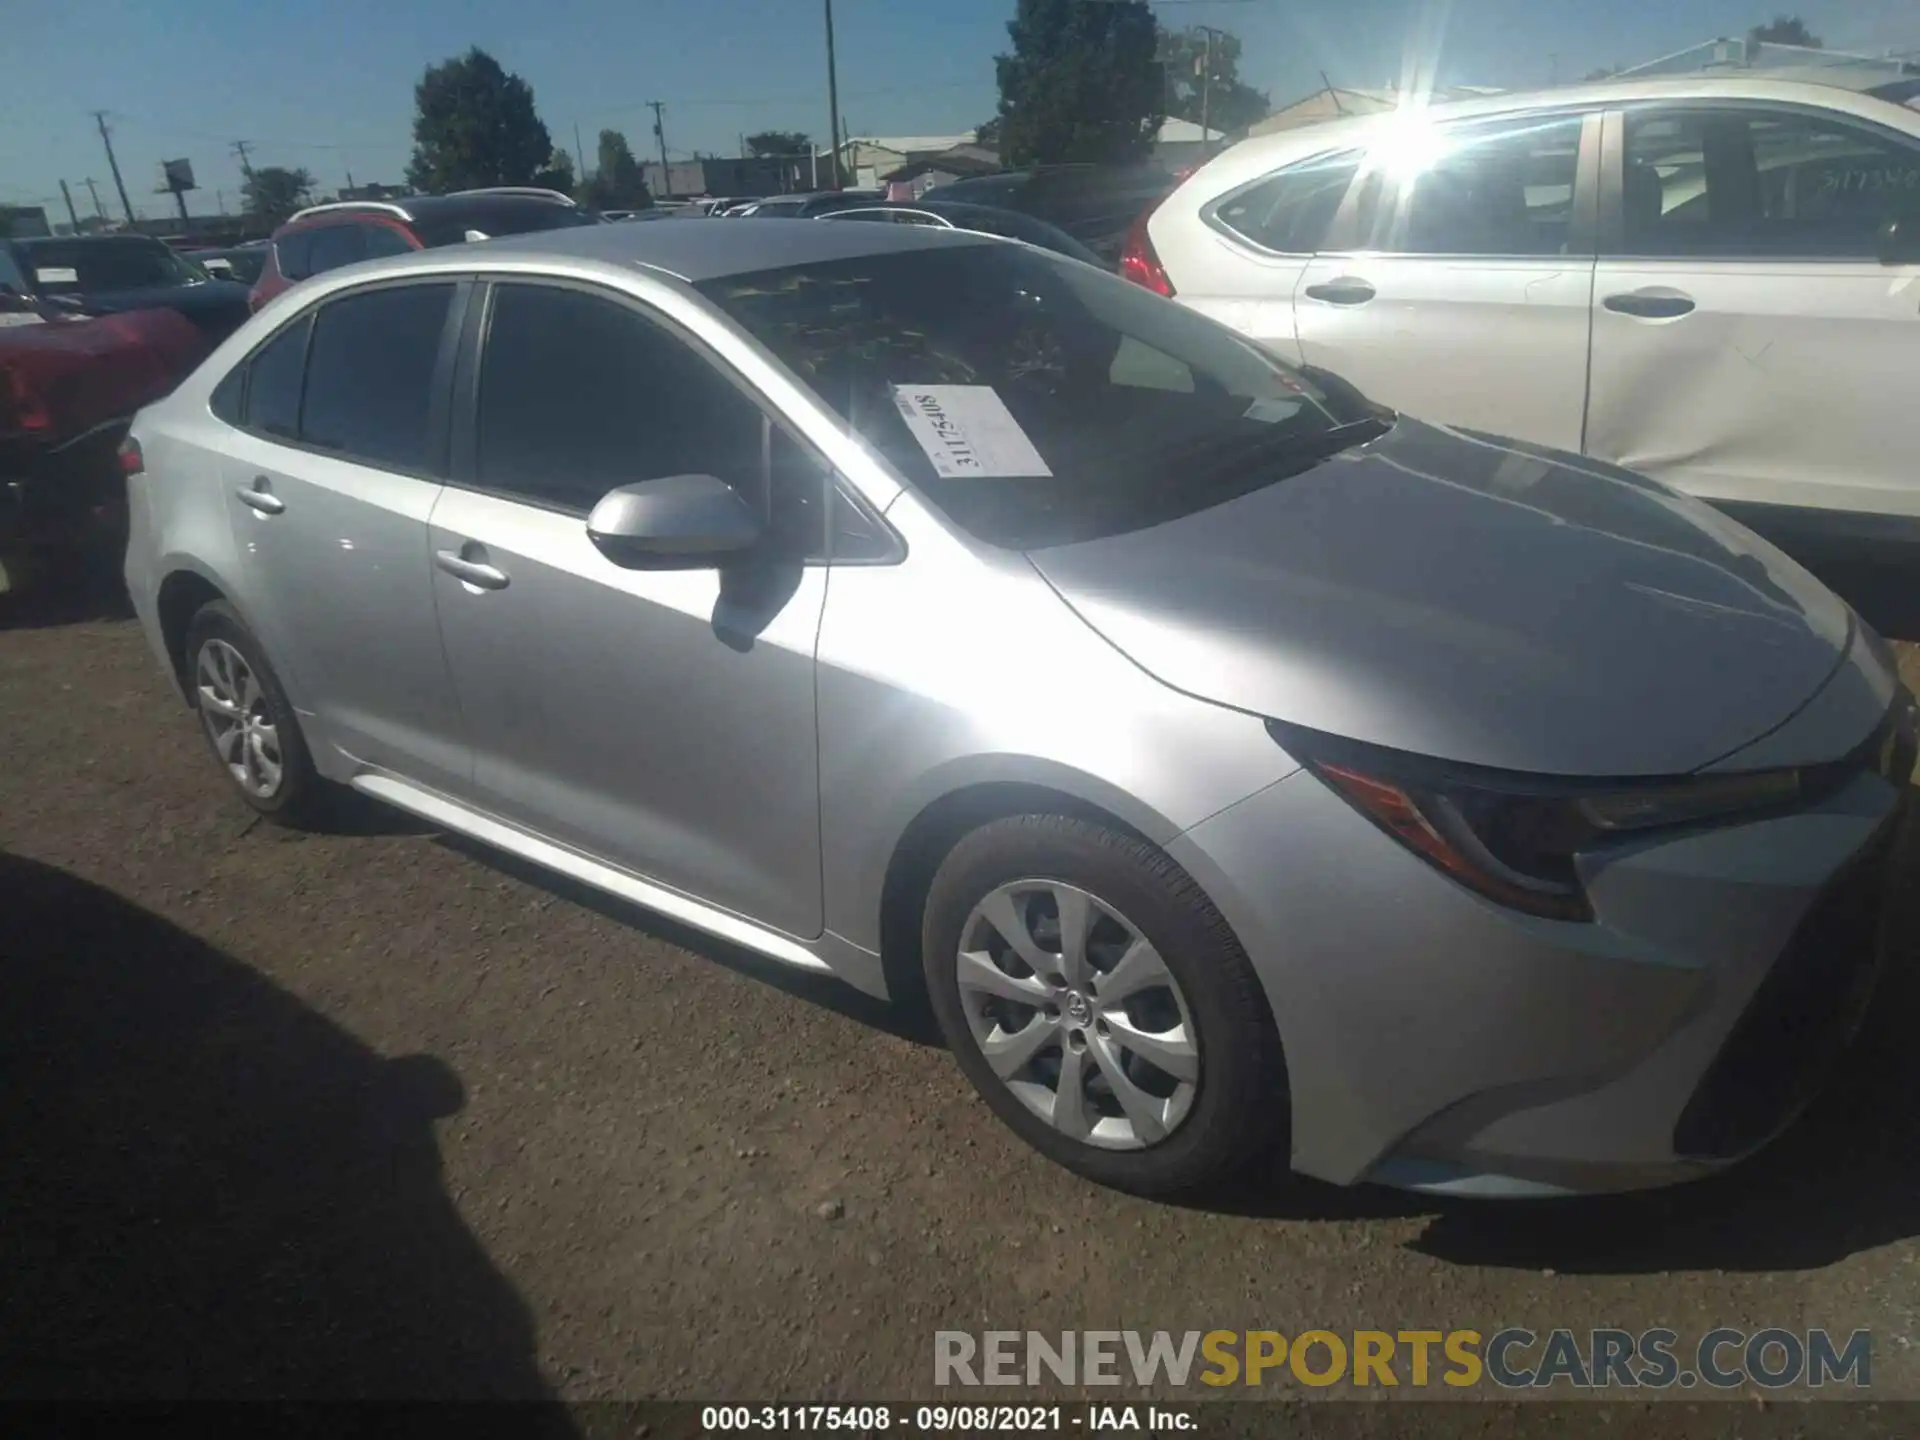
[4,0,1915,219]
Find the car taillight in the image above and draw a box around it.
[119,435,145,477]
[1118,204,1174,297]
[0,361,53,436]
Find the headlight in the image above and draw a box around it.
[1272,723,1807,923]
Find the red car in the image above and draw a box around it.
[0,301,210,598]
[248,187,600,311]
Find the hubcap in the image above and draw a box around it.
[195,638,283,800]
[955,880,1200,1150]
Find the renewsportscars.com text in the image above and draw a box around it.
[934,1328,1872,1390]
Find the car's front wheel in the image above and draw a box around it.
[183,600,323,826]
[922,813,1286,1196]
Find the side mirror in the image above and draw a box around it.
[586,474,764,569]
[1875,211,1920,266]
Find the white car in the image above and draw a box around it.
[1129,75,1920,568]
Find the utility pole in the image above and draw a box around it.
[648,100,670,197]
[92,110,136,223]
[232,140,256,184]
[573,121,588,184]
[58,179,79,230]
[216,188,227,215]
[83,176,106,220]
[1194,25,1226,158]
[823,0,844,190]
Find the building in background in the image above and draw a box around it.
[1247,83,1506,136]
[1154,117,1229,167]
[642,155,816,201]
[1617,37,1915,90]
[879,144,1002,199]
[835,134,977,190]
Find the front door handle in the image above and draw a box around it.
[434,548,510,591]
[236,478,284,515]
[1603,291,1696,319]
[1303,278,1377,306]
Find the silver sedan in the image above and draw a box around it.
[122,219,1914,1198]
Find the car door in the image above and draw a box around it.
[1293,108,1600,451]
[216,279,470,792]
[1586,101,1920,520]
[428,279,830,939]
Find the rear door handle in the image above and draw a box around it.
[1303,279,1377,306]
[236,478,284,515]
[434,548,510,591]
[1603,291,1696,319]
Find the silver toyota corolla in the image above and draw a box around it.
[122,220,1915,1199]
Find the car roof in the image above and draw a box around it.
[327,211,1000,284]
[281,192,579,232]
[1190,74,1920,199]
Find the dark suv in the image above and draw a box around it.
[249,188,600,311]
[919,164,1176,264]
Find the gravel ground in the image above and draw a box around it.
[4,599,1920,1406]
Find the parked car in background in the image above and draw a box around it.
[0,233,252,344]
[1,301,209,597]
[1130,75,1920,610]
[739,190,884,219]
[922,164,1177,263]
[249,187,601,311]
[188,243,270,287]
[818,199,1110,266]
[123,218,1914,1200]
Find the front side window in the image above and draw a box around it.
[14,237,199,294]
[298,284,453,471]
[1366,112,1586,256]
[473,284,826,555]
[697,243,1378,549]
[1211,151,1361,253]
[1621,105,1920,258]
[244,314,312,440]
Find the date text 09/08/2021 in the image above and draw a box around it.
[701,1406,1188,1433]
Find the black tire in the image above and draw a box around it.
[922,813,1287,1197]
[181,600,325,827]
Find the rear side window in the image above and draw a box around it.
[1370,112,1586,256]
[210,365,246,426]
[299,284,453,472]
[359,223,417,259]
[243,314,312,439]
[304,224,365,276]
[1211,152,1360,252]
[274,230,315,282]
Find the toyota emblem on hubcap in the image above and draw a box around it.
[1066,992,1093,1027]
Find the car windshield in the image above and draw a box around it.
[696,242,1381,548]
[16,237,201,294]
[413,204,601,247]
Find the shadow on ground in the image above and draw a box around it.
[0,850,570,1413]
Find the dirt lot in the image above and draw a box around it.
[4,601,1920,1405]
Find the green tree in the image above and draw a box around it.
[242,165,316,225]
[995,0,1164,166]
[1749,15,1822,48]
[975,116,1004,151]
[584,129,653,209]
[745,130,811,158]
[406,47,559,193]
[534,148,576,197]
[1157,27,1269,136]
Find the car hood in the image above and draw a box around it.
[1025,418,1854,777]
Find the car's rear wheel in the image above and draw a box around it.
[922,813,1286,1196]
[183,601,322,825]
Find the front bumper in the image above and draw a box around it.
[1170,693,1910,1198]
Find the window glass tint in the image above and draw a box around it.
[304,224,364,275]
[1213,152,1359,252]
[1622,107,1920,258]
[476,284,826,554]
[359,223,416,259]
[210,365,246,425]
[274,230,315,282]
[696,245,1371,550]
[299,284,452,471]
[245,314,310,440]
[1373,113,1585,255]
[412,204,599,247]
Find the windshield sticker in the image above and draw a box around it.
[34,267,78,285]
[890,385,1053,478]
[1244,396,1306,425]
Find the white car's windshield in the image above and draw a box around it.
[698,242,1382,547]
